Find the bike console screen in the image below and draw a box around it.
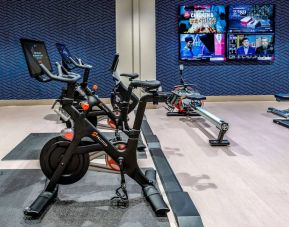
[55,43,73,64]
[110,53,119,72]
[20,38,52,81]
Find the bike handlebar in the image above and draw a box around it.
[39,62,81,83]
[68,57,92,69]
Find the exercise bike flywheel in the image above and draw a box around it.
[40,136,90,185]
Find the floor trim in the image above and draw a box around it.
[206,95,275,102]
[141,118,204,227]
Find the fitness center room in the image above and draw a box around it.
[0,0,288,227]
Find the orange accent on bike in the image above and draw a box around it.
[106,143,126,171]
[107,118,117,129]
[92,84,98,91]
[63,131,74,141]
[81,102,90,111]
[106,156,120,171]
[91,131,98,137]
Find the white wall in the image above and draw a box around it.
[116,0,156,82]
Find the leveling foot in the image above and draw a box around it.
[167,112,200,117]
[24,186,58,218]
[209,139,230,146]
[143,169,170,216]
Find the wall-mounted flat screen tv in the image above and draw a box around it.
[180,33,225,61]
[179,5,227,33]
[228,4,275,33]
[227,33,275,61]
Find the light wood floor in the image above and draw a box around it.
[146,101,289,227]
[1,102,289,227]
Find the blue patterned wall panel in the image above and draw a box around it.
[156,0,289,95]
[0,0,115,99]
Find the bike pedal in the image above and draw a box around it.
[110,197,129,208]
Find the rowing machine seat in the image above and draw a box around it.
[185,93,206,100]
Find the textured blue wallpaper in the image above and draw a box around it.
[156,0,289,95]
[0,0,115,99]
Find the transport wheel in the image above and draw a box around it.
[40,136,89,185]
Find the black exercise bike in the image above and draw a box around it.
[53,43,145,149]
[20,38,169,217]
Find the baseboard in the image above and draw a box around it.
[0,95,275,107]
[0,99,54,106]
[206,95,275,102]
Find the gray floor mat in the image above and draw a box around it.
[0,169,169,227]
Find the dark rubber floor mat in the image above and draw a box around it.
[2,132,146,160]
[2,133,59,160]
[0,169,169,227]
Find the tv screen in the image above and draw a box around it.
[227,34,275,61]
[179,5,227,33]
[228,4,275,33]
[20,38,52,77]
[180,34,225,61]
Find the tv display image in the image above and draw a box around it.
[227,34,274,61]
[179,5,226,33]
[228,4,275,33]
[179,33,225,61]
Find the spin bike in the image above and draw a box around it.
[53,43,146,150]
[20,38,170,217]
[166,64,230,146]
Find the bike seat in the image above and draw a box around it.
[120,73,139,80]
[275,93,289,102]
[185,93,206,100]
[131,80,161,91]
